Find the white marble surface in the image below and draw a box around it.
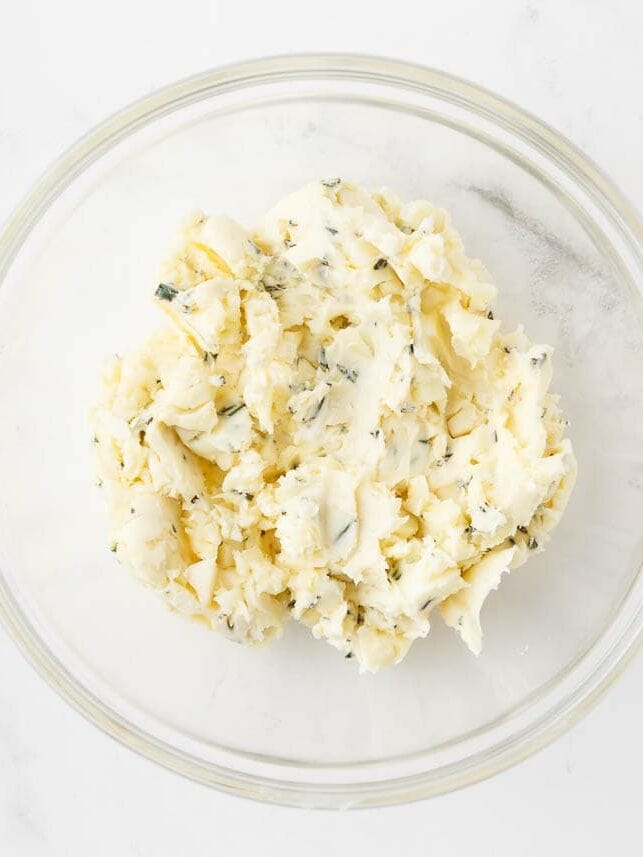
[0,1,641,854]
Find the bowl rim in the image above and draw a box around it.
[0,52,641,809]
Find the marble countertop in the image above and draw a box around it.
[0,1,641,854]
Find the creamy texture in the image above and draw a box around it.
[91,180,576,671]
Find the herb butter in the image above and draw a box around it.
[91,180,576,671]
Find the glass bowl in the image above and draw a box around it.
[0,54,641,809]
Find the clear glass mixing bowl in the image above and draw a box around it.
[0,55,641,809]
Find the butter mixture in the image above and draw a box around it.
[91,180,576,671]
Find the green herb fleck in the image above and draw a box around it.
[155,283,178,302]
[264,282,285,295]
[305,396,326,423]
[325,226,338,235]
[420,597,434,611]
[319,347,329,370]
[335,519,356,543]
[218,403,246,417]
[345,651,353,659]
[527,537,539,550]
[190,495,199,504]
[321,177,341,188]
[517,525,528,534]
[337,364,359,383]
[388,561,403,582]
[373,258,388,270]
[487,310,494,320]
[110,542,118,553]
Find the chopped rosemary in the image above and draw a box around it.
[321,177,341,188]
[325,226,338,235]
[319,347,329,370]
[171,524,177,534]
[418,438,430,445]
[334,519,356,543]
[373,258,388,270]
[305,396,326,422]
[420,597,434,611]
[155,283,178,301]
[218,403,245,417]
[527,537,539,550]
[493,430,498,443]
